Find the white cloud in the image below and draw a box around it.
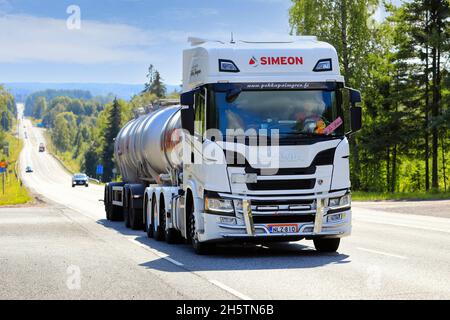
[0,14,158,64]
[0,11,293,83]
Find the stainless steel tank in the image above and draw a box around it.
[114,105,182,183]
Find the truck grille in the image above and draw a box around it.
[247,179,316,191]
[247,199,316,224]
[228,148,335,192]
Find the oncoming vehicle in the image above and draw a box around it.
[39,143,45,152]
[25,166,33,173]
[72,173,89,187]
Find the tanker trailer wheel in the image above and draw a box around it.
[313,238,340,253]
[106,186,123,221]
[110,205,124,222]
[106,203,111,220]
[188,203,214,255]
[146,197,154,238]
[130,204,143,231]
[154,197,166,241]
[124,192,131,228]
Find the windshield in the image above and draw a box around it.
[212,90,344,137]
[75,174,87,179]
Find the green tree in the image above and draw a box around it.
[394,0,450,190]
[143,64,166,98]
[33,96,47,118]
[52,114,71,151]
[101,98,123,181]
[1,111,10,131]
[82,144,100,177]
[289,0,378,189]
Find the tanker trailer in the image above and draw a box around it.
[104,105,182,229]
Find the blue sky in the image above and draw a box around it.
[0,0,399,86]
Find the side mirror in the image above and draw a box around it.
[181,105,194,136]
[349,88,361,106]
[180,91,195,106]
[350,106,362,133]
[343,87,362,135]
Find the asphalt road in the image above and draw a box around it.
[1,103,449,299]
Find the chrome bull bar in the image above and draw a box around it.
[241,197,327,236]
[242,199,255,236]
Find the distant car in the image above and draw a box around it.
[39,143,45,152]
[25,166,33,173]
[72,173,89,187]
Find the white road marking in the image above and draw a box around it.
[209,280,252,300]
[355,218,450,234]
[353,209,450,234]
[357,247,407,260]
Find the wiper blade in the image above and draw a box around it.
[279,132,328,137]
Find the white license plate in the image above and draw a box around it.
[268,224,298,234]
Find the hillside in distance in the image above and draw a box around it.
[4,82,182,102]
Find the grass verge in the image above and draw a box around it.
[352,190,450,201]
[0,132,31,205]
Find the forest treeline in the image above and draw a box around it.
[0,85,17,146]
[290,0,449,192]
[24,66,174,181]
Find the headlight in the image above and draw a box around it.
[328,198,340,207]
[328,194,351,208]
[340,194,351,206]
[205,197,234,215]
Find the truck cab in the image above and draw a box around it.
[176,37,362,253]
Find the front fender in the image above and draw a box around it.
[185,179,205,233]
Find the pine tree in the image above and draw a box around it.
[142,64,166,98]
[289,0,378,189]
[143,64,155,93]
[150,71,166,98]
[101,98,122,181]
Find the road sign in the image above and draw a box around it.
[0,161,7,168]
[96,165,104,175]
[0,167,6,173]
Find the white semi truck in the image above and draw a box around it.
[104,36,362,254]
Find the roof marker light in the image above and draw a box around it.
[219,59,240,73]
[313,59,332,72]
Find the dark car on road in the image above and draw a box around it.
[72,173,89,187]
[25,166,33,173]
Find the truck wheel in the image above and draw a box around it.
[110,205,124,222]
[130,208,143,230]
[166,228,180,244]
[146,199,154,238]
[124,203,131,228]
[154,198,165,241]
[189,209,214,255]
[106,204,112,220]
[313,238,340,253]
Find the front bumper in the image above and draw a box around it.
[73,180,88,185]
[199,193,352,243]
